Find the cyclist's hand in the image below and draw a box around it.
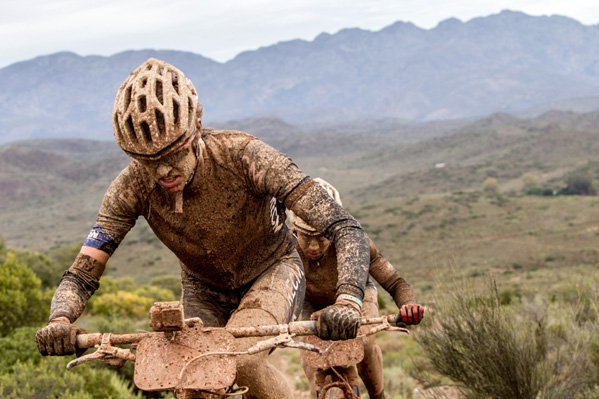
[35,317,87,356]
[312,298,361,340]
[400,303,424,325]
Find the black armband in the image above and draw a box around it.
[49,256,102,323]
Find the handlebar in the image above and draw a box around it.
[75,314,406,349]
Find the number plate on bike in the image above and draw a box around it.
[302,335,364,369]
[134,327,236,391]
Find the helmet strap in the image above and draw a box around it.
[175,191,184,213]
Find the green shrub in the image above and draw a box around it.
[483,177,500,193]
[90,290,154,318]
[0,327,41,372]
[525,186,554,196]
[0,252,48,335]
[150,275,182,299]
[416,276,595,399]
[565,172,597,196]
[377,293,387,310]
[498,287,522,305]
[0,357,141,399]
[551,281,598,325]
[522,173,540,190]
[0,250,64,289]
[89,275,177,319]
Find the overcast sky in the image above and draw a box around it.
[2,0,598,69]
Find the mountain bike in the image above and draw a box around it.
[67,301,408,398]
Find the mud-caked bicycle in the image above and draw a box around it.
[67,301,409,398]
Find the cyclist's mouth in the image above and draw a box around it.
[308,252,321,259]
[160,176,181,189]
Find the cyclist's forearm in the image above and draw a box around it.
[371,257,415,307]
[49,252,106,323]
[389,276,416,307]
[331,223,369,300]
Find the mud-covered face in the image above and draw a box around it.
[138,136,197,192]
[296,230,332,261]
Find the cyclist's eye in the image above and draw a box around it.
[139,147,190,168]
[163,147,190,164]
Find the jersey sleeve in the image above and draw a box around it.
[84,164,144,255]
[241,139,308,200]
[368,239,415,307]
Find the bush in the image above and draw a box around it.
[377,293,387,310]
[563,172,596,196]
[551,280,598,325]
[416,276,596,399]
[0,357,142,399]
[525,186,554,196]
[0,242,66,290]
[0,327,41,372]
[482,177,500,193]
[150,275,182,299]
[522,173,540,190]
[89,276,177,318]
[0,252,49,335]
[90,290,154,318]
[13,251,64,289]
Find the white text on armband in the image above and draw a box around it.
[83,225,119,255]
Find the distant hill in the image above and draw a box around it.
[1,10,599,145]
[342,110,599,202]
[2,109,597,242]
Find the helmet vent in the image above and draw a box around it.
[114,114,124,141]
[124,86,132,112]
[159,67,165,75]
[172,72,179,95]
[138,95,147,113]
[140,122,152,142]
[173,100,179,125]
[125,116,137,143]
[141,78,148,88]
[155,80,164,105]
[155,109,165,136]
[188,97,193,122]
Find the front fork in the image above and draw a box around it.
[316,365,360,398]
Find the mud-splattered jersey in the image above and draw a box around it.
[88,129,369,293]
[299,239,415,307]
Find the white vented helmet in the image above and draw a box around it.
[112,58,198,159]
[288,177,342,234]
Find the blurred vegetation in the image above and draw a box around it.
[0,237,181,398]
[0,251,49,335]
[414,274,599,398]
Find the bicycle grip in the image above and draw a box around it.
[75,332,153,348]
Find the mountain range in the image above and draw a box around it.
[1,10,599,145]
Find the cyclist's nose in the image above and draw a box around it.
[156,163,172,177]
[308,238,320,251]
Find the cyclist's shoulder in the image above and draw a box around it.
[201,128,257,149]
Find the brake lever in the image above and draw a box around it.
[283,340,322,354]
[364,319,409,336]
[66,333,136,370]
